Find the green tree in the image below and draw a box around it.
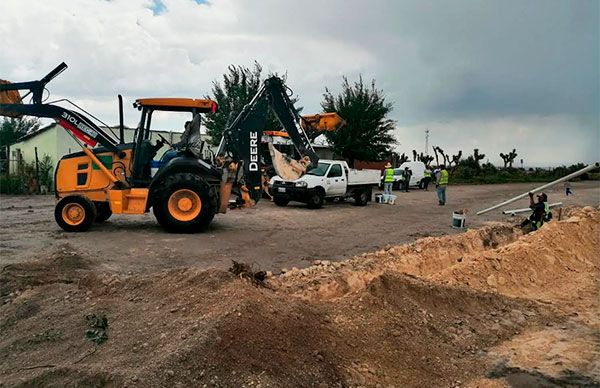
[204,62,300,147]
[0,117,40,173]
[321,76,396,167]
[0,117,39,147]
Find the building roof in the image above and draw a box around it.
[16,122,57,142]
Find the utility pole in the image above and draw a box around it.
[425,129,430,156]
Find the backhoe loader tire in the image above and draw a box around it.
[55,195,97,232]
[152,172,217,233]
[273,196,290,207]
[94,202,112,223]
[306,189,324,209]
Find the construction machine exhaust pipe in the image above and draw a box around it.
[268,143,311,181]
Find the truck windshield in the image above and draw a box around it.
[307,162,331,176]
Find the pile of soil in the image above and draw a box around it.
[1,207,598,387]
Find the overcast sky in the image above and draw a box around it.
[1,0,598,166]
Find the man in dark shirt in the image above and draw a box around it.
[520,192,548,231]
[402,167,412,192]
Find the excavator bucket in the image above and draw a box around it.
[0,80,23,118]
[268,143,311,181]
[301,112,346,133]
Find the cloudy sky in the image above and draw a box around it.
[1,0,598,166]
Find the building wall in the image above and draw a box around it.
[9,125,59,174]
[9,124,212,173]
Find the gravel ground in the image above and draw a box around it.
[1,181,598,273]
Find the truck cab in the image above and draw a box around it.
[269,160,379,209]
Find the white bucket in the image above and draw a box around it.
[388,194,397,205]
[382,194,390,204]
[452,211,466,228]
[375,193,383,203]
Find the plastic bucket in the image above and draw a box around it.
[375,193,383,203]
[452,212,466,228]
[388,194,397,205]
[382,194,390,204]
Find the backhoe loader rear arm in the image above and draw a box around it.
[217,76,318,205]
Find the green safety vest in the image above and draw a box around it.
[384,168,394,183]
[438,169,449,185]
[424,171,431,178]
[534,202,550,230]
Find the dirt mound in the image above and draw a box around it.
[1,208,598,387]
[0,266,547,387]
[430,207,599,313]
[1,243,90,300]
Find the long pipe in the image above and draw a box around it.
[502,202,563,215]
[476,162,599,215]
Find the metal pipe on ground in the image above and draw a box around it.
[502,202,563,215]
[476,162,599,216]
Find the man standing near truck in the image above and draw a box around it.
[402,167,412,192]
[422,167,432,191]
[436,164,449,205]
[383,162,394,195]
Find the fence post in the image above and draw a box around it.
[34,146,40,194]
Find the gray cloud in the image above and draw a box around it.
[0,0,597,165]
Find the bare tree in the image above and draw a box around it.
[499,148,518,168]
[416,152,434,166]
[398,152,409,165]
[473,148,485,168]
[433,146,449,165]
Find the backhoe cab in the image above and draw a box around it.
[0,63,336,233]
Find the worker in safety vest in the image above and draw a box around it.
[520,192,549,231]
[383,162,394,195]
[422,167,432,191]
[435,164,449,205]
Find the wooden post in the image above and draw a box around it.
[34,146,40,194]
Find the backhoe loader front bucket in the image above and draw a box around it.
[268,143,311,181]
[0,80,23,118]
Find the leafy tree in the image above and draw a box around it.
[0,117,39,147]
[0,117,40,173]
[204,62,300,147]
[321,76,396,167]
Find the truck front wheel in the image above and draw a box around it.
[306,189,324,209]
[273,195,290,207]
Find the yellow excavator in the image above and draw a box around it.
[0,63,344,232]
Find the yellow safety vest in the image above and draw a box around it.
[438,169,449,185]
[384,168,394,183]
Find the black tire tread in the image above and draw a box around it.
[55,195,97,232]
[152,172,217,233]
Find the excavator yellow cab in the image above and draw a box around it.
[134,98,218,113]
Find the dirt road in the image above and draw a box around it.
[1,181,598,273]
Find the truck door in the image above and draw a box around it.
[325,163,346,196]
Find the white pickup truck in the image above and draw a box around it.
[269,159,380,209]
